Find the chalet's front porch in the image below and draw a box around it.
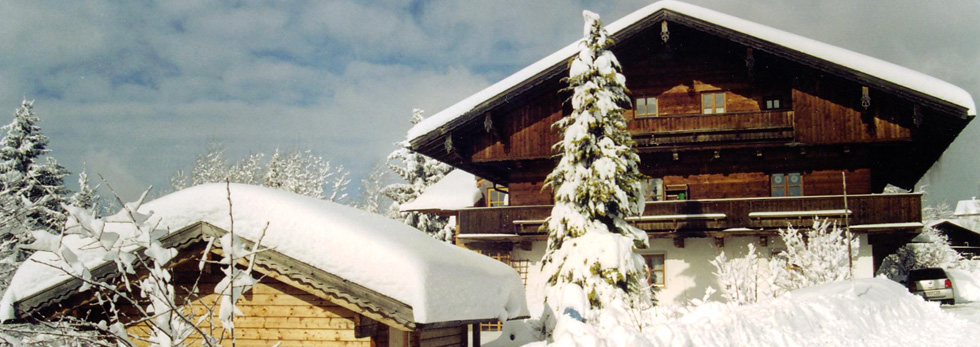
[457,193,922,238]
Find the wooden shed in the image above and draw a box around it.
[1,184,529,347]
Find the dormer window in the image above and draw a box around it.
[764,96,782,110]
[702,92,725,114]
[635,96,658,117]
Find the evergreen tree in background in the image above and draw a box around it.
[540,11,651,317]
[382,109,454,242]
[357,162,390,214]
[68,166,100,211]
[173,142,350,202]
[191,140,229,186]
[0,100,70,231]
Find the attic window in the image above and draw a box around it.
[764,97,782,110]
[702,92,725,114]
[635,96,658,117]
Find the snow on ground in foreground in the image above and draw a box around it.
[498,278,980,347]
[643,278,980,346]
[948,268,980,303]
[1,184,528,324]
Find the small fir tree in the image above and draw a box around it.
[540,11,651,317]
[0,100,70,231]
[68,167,100,211]
[382,109,453,241]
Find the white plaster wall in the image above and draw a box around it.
[513,233,874,308]
[512,240,548,316]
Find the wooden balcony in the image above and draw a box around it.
[629,110,795,147]
[457,193,921,237]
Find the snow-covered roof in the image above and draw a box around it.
[955,198,980,216]
[408,0,975,142]
[1,184,528,324]
[400,170,482,212]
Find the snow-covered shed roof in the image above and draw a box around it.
[1,184,528,326]
[408,0,975,143]
[400,170,482,213]
[955,199,980,217]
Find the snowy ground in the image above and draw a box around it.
[491,278,980,347]
[943,302,980,323]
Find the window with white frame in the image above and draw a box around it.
[635,96,658,117]
[764,96,782,110]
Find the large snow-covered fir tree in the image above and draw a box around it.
[0,100,70,232]
[382,109,454,242]
[540,11,651,317]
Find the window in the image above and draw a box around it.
[635,96,658,117]
[764,96,782,110]
[487,187,508,207]
[475,250,528,331]
[702,92,725,114]
[771,173,802,197]
[643,254,666,287]
[665,184,689,200]
[642,178,664,201]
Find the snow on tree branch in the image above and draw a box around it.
[540,10,650,333]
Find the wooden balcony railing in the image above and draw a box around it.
[629,110,794,147]
[457,193,921,236]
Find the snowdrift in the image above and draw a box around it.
[643,278,980,346]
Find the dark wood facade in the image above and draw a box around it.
[410,7,972,270]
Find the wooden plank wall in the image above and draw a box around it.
[660,169,871,200]
[416,325,467,347]
[793,76,912,144]
[470,88,564,163]
[123,257,374,347]
[509,181,552,206]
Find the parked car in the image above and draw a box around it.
[907,268,955,305]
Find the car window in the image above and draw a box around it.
[909,268,947,281]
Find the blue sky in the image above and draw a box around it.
[0,0,978,205]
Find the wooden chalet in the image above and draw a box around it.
[405,1,975,305]
[2,184,529,347]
